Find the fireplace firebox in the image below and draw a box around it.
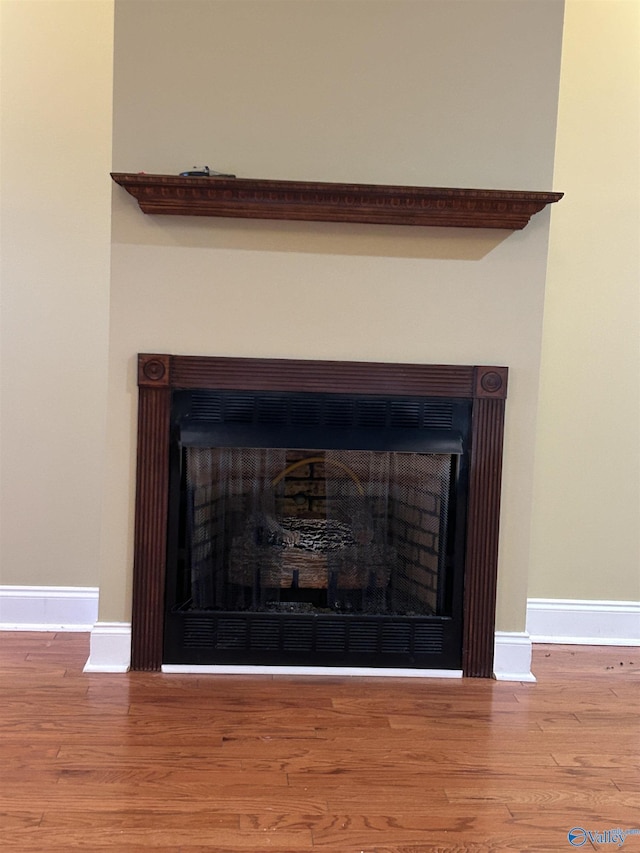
[133,355,507,676]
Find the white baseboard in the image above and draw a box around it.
[493,631,536,682]
[0,585,98,631]
[492,599,640,681]
[83,622,131,672]
[527,598,640,646]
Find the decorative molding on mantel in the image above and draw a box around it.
[111,173,563,230]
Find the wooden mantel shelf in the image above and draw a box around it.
[111,172,563,230]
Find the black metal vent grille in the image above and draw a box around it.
[187,390,455,431]
[177,612,449,667]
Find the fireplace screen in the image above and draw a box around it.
[186,447,451,617]
[164,388,469,668]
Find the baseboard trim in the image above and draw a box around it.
[84,622,131,672]
[0,585,98,631]
[527,598,640,646]
[493,631,536,682]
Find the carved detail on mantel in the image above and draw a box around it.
[112,173,562,230]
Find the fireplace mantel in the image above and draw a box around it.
[112,173,562,230]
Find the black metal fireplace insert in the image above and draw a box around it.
[163,388,470,669]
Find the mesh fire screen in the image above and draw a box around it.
[184,447,452,618]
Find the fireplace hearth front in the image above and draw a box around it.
[133,355,507,676]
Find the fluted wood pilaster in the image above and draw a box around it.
[131,384,171,671]
[463,397,506,677]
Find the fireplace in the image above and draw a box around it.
[133,354,507,676]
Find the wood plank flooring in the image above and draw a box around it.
[0,633,638,852]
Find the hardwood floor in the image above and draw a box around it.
[0,633,638,852]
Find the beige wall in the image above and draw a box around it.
[4,0,635,639]
[112,0,561,189]
[530,0,640,602]
[101,0,564,630]
[0,0,114,587]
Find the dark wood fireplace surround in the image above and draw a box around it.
[133,354,508,677]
